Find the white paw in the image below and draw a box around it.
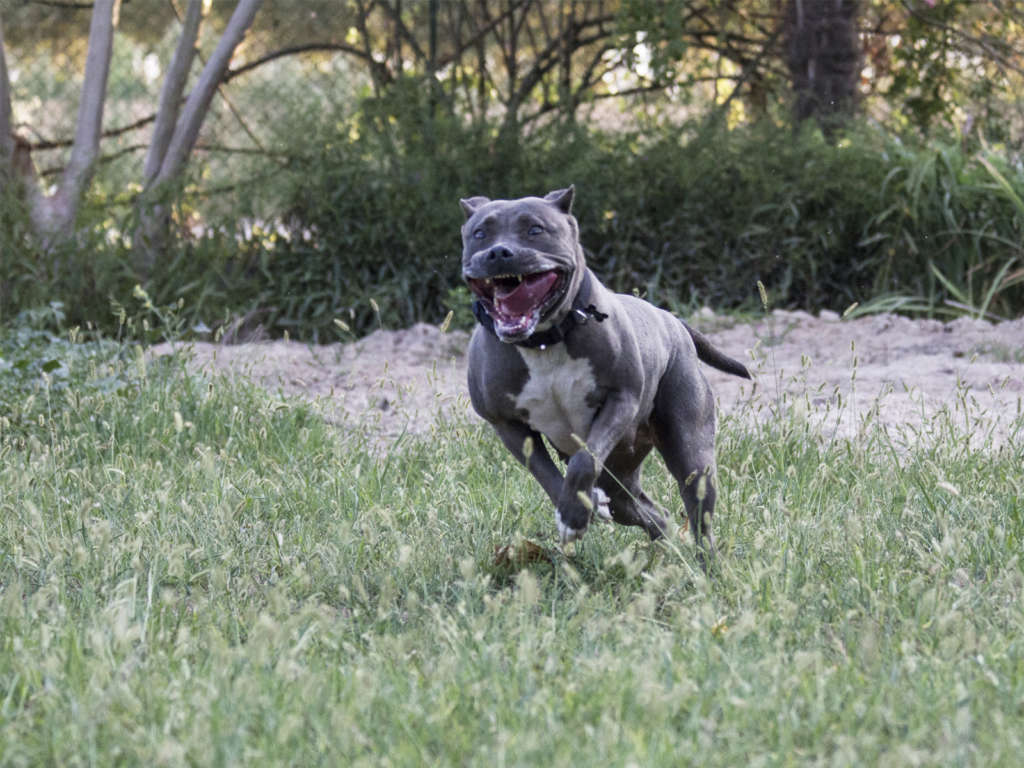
[556,511,585,544]
[593,487,612,523]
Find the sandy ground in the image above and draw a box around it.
[151,310,1024,453]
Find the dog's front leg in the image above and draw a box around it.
[556,390,639,543]
[491,419,565,507]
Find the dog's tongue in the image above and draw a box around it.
[494,271,559,317]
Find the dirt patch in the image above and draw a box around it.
[152,311,1024,452]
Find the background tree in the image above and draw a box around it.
[0,0,263,258]
[2,0,116,244]
[3,0,1024,332]
[784,0,862,136]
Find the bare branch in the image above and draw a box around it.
[143,0,202,185]
[437,0,527,69]
[378,0,426,64]
[38,143,150,179]
[899,0,1024,77]
[19,112,157,152]
[353,0,391,93]
[153,0,264,187]
[225,42,376,80]
[575,42,616,98]
[27,1,93,8]
[505,16,616,124]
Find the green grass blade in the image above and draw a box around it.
[977,153,1024,217]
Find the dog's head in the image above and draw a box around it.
[460,186,586,343]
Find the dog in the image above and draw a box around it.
[460,186,750,564]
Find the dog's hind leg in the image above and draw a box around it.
[652,362,719,569]
[598,461,668,540]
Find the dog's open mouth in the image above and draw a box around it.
[466,269,566,340]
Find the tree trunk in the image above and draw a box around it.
[135,0,204,272]
[1,28,35,191]
[3,1,116,244]
[0,16,13,172]
[151,0,263,189]
[785,0,862,138]
[143,0,204,186]
[30,0,117,243]
[135,0,263,275]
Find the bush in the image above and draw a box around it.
[3,98,1023,339]
[261,110,1024,336]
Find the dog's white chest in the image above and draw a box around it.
[514,345,598,455]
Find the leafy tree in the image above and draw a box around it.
[866,0,1024,139]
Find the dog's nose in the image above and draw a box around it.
[488,246,514,260]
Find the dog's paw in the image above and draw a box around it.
[561,489,606,544]
[593,487,612,523]
[557,516,585,544]
[556,509,586,544]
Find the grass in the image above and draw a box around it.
[1,330,1023,767]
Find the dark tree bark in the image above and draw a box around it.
[785,0,862,137]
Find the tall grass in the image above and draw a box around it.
[1,322,1022,765]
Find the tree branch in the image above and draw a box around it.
[353,0,391,93]
[153,0,263,187]
[225,42,387,82]
[143,0,202,185]
[899,0,1024,77]
[504,16,615,125]
[18,112,156,152]
[26,1,93,8]
[59,0,116,208]
[378,0,426,64]
[437,0,528,69]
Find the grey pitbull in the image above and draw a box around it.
[460,186,750,563]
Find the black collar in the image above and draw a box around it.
[472,269,608,349]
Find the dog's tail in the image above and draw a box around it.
[682,321,752,379]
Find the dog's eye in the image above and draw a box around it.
[473,228,486,240]
[528,224,544,236]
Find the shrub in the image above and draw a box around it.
[262,111,1024,336]
[3,101,1022,339]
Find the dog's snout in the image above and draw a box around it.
[488,246,515,261]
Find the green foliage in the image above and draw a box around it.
[4,108,1024,339]
[256,112,1024,336]
[882,1,1022,140]
[262,82,587,338]
[1,336,1023,763]
[0,302,131,432]
[0,180,134,329]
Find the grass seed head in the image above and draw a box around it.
[757,280,769,311]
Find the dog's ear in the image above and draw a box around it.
[543,185,575,214]
[459,196,490,219]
